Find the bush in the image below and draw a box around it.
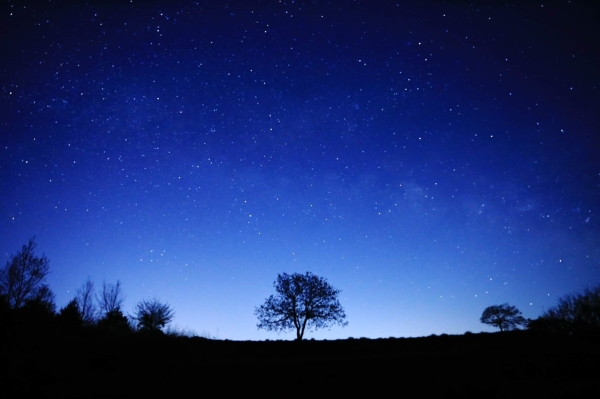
[133,298,175,333]
[531,284,600,336]
[97,308,132,334]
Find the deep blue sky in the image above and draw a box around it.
[1,0,599,340]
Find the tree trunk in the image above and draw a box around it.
[298,318,308,340]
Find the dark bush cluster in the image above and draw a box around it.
[529,285,600,336]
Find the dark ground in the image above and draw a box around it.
[1,329,599,398]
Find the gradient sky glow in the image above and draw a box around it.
[1,0,599,340]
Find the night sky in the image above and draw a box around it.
[1,0,599,340]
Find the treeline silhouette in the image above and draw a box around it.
[1,238,599,397]
[3,238,599,338]
[0,238,179,339]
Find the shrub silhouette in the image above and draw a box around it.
[531,284,600,335]
[134,298,175,333]
[97,308,132,333]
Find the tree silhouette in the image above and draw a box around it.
[0,237,51,309]
[97,280,125,318]
[23,284,56,315]
[480,303,527,331]
[76,277,97,325]
[133,298,175,333]
[58,299,84,329]
[255,271,348,340]
[97,308,132,333]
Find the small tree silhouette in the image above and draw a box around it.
[480,303,527,331]
[98,308,132,333]
[133,298,175,333]
[97,280,125,318]
[22,284,56,315]
[0,237,51,309]
[58,299,84,329]
[255,271,348,340]
[76,277,97,325]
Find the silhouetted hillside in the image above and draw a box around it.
[1,328,598,398]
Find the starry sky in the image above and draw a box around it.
[1,0,599,340]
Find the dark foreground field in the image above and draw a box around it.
[2,330,599,398]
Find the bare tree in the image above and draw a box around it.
[0,237,51,309]
[255,272,348,340]
[97,280,125,316]
[76,277,97,324]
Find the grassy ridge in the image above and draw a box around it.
[2,330,599,398]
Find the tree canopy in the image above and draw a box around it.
[0,237,52,309]
[480,303,527,331]
[255,271,348,340]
